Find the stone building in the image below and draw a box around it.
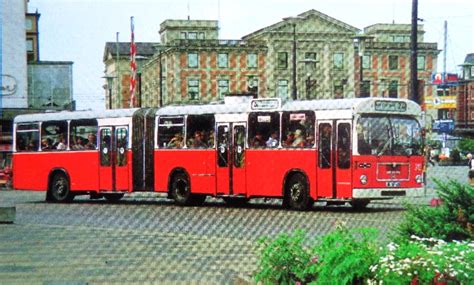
[103,9,439,109]
[455,53,474,134]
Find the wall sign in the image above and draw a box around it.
[1,75,18,96]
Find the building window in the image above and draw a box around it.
[388,80,398,98]
[188,32,197,40]
[26,39,34,52]
[277,80,289,100]
[334,84,344,98]
[305,52,317,70]
[471,66,474,78]
[417,56,425,70]
[362,55,371,69]
[361,81,370,97]
[188,79,200,100]
[248,77,258,94]
[389,55,399,70]
[277,52,288,69]
[217,79,229,99]
[333,53,344,70]
[198,32,205,40]
[188,53,198,68]
[247,53,257,68]
[180,32,187,39]
[218,53,228,68]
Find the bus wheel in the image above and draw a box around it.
[286,173,312,211]
[171,173,192,206]
[350,199,370,210]
[223,197,249,207]
[103,193,124,202]
[49,173,74,203]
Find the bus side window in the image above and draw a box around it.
[41,121,68,151]
[70,119,98,151]
[157,116,184,149]
[281,111,315,148]
[100,128,112,166]
[16,124,40,152]
[186,114,215,149]
[248,112,280,149]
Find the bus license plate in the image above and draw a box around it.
[386,181,400,187]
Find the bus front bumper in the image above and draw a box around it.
[353,187,425,199]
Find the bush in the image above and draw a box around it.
[450,148,461,162]
[458,138,474,154]
[396,179,474,242]
[254,230,313,284]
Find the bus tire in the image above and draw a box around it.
[103,193,124,202]
[49,173,74,203]
[350,199,370,210]
[170,173,192,206]
[285,173,312,211]
[223,197,248,207]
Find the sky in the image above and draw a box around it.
[27,0,474,111]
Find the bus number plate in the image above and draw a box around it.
[386,181,400,187]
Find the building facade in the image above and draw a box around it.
[455,53,474,135]
[103,9,439,109]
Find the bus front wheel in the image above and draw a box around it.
[48,173,74,203]
[285,173,312,211]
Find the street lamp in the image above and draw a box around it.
[353,34,373,97]
[103,75,116,109]
[283,16,304,101]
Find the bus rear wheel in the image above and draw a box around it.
[285,173,312,211]
[171,173,193,206]
[103,193,124,202]
[49,173,74,203]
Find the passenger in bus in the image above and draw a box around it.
[168,133,184,148]
[306,134,315,147]
[72,137,85,150]
[41,138,52,150]
[207,130,215,147]
[266,131,278,148]
[191,131,207,148]
[283,132,295,146]
[292,129,305,147]
[251,132,265,147]
[56,135,67,150]
[85,133,97,150]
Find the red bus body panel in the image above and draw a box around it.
[154,150,216,194]
[13,151,100,191]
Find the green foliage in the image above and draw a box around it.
[311,226,379,285]
[450,148,461,162]
[254,230,314,284]
[457,137,474,154]
[372,237,474,283]
[396,179,474,242]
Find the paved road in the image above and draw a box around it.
[0,165,467,284]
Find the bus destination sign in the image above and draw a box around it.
[250,98,280,110]
[374,101,407,112]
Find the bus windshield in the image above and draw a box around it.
[357,115,422,156]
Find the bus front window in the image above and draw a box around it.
[357,115,421,156]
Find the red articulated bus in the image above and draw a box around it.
[13,96,425,210]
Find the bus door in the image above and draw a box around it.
[216,122,247,196]
[99,126,129,192]
[317,121,334,198]
[335,121,352,198]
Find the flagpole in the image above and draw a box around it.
[130,16,137,108]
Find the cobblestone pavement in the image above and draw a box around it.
[0,165,467,284]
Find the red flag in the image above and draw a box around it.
[129,16,137,107]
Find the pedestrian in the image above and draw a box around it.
[467,153,474,185]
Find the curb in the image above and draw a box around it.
[0,206,16,224]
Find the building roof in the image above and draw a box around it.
[242,9,360,40]
[464,53,474,64]
[103,42,157,62]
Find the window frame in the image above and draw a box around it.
[277,52,288,69]
[188,52,198,68]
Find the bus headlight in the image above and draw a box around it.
[360,175,368,185]
[415,175,423,184]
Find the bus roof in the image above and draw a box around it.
[156,102,248,116]
[13,108,140,124]
[282,98,421,115]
